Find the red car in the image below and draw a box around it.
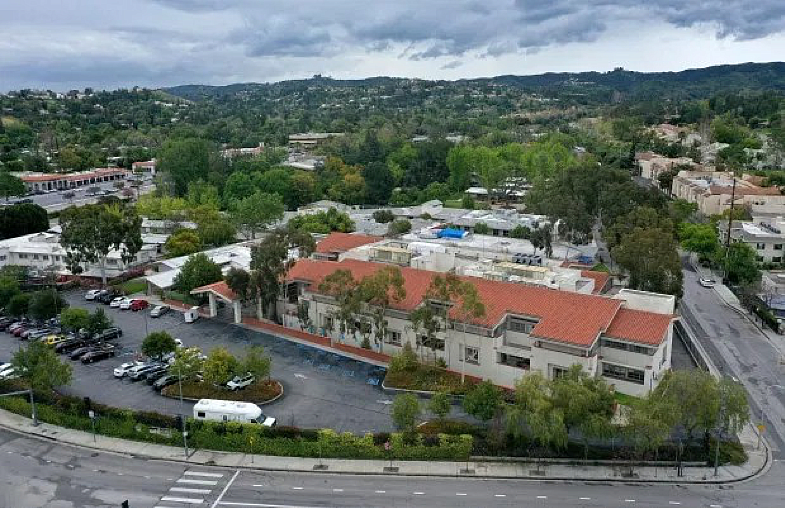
[130,299,149,311]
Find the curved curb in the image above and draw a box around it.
[0,408,771,485]
[159,381,284,406]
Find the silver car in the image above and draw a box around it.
[150,305,170,318]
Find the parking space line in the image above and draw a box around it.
[185,471,224,478]
[161,497,204,504]
[177,479,219,486]
[170,487,213,494]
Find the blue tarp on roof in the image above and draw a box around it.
[437,228,466,239]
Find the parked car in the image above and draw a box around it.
[699,277,716,288]
[81,348,116,363]
[94,327,122,341]
[70,346,101,361]
[85,289,102,301]
[130,299,149,311]
[97,292,120,305]
[146,368,170,385]
[119,298,134,310]
[150,305,170,318]
[153,374,179,391]
[114,361,143,378]
[226,373,256,391]
[129,364,162,382]
[43,335,67,346]
[0,366,18,380]
[56,338,90,354]
[136,365,167,382]
[109,297,126,308]
[12,325,29,337]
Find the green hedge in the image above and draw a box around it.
[0,390,472,461]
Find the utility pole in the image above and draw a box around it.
[724,173,738,250]
[177,365,189,459]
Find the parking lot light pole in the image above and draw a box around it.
[29,390,38,427]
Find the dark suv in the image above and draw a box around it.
[94,327,122,341]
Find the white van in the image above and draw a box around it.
[193,399,276,427]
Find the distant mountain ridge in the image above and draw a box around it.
[163,62,785,102]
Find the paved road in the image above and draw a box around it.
[1,426,783,508]
[680,259,785,460]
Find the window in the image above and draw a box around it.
[509,317,536,334]
[417,335,445,351]
[42,255,48,261]
[774,257,782,263]
[32,254,39,260]
[386,330,402,346]
[0,255,5,261]
[17,253,27,259]
[463,346,480,365]
[322,315,334,331]
[497,352,529,369]
[757,256,764,262]
[756,243,765,250]
[602,362,645,385]
[776,244,784,251]
[197,411,205,418]
[552,366,568,378]
[601,338,653,355]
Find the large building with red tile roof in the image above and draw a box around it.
[15,168,129,192]
[280,258,675,396]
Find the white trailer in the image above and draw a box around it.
[193,399,276,427]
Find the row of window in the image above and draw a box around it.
[601,362,645,385]
[601,338,654,356]
[15,253,62,262]
[755,243,783,250]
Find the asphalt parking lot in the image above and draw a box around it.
[1,290,695,433]
[0,292,411,433]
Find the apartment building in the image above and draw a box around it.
[671,170,785,216]
[635,152,696,185]
[281,258,674,396]
[719,218,785,263]
[0,231,158,278]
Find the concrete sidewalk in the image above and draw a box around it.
[0,407,770,484]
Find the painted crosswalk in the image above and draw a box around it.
[156,469,225,507]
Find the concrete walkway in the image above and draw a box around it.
[0,407,769,484]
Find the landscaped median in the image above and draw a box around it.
[161,379,283,404]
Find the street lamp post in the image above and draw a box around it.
[177,365,189,459]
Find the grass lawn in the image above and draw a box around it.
[121,278,148,295]
[384,365,479,395]
[162,379,282,403]
[591,263,610,273]
[613,392,641,407]
[443,199,463,209]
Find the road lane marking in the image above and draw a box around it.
[580,497,591,500]
[178,479,219,485]
[709,505,722,508]
[669,503,681,505]
[162,497,204,504]
[170,487,212,494]
[495,494,506,497]
[456,493,467,496]
[375,490,386,494]
[185,471,224,477]
[210,469,240,508]
[625,500,636,503]
[332,489,344,492]
[219,503,322,508]
[292,487,303,490]
[537,495,547,499]
[253,485,264,487]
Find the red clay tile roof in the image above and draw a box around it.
[603,308,673,345]
[315,232,382,254]
[191,281,237,302]
[581,270,610,294]
[286,259,670,347]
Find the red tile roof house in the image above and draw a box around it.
[196,258,675,396]
[312,232,383,261]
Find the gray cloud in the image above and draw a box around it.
[1,0,784,90]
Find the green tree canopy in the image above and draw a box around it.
[164,228,203,258]
[203,347,239,386]
[391,393,421,432]
[59,308,90,332]
[0,275,21,308]
[722,242,760,286]
[242,345,272,380]
[141,331,178,360]
[229,191,284,240]
[428,391,452,421]
[28,289,67,320]
[0,203,49,240]
[158,138,221,196]
[59,203,143,284]
[12,340,73,392]
[0,171,26,201]
[169,347,205,381]
[87,308,112,335]
[613,226,683,296]
[463,380,502,422]
[173,253,223,294]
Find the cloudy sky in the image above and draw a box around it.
[2,0,785,91]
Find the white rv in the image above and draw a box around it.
[193,399,276,427]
